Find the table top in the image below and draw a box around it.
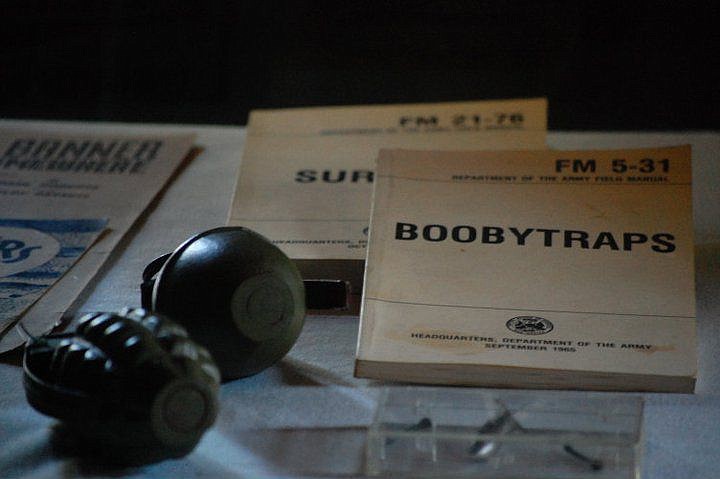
[1,120,718,478]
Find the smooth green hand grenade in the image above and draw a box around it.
[141,227,307,380]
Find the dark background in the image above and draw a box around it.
[1,0,718,130]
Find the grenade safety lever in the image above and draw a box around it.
[142,254,349,312]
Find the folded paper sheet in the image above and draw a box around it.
[0,128,196,352]
[0,219,107,337]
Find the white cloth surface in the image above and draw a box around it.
[0,121,718,478]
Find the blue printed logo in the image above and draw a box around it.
[1,239,41,263]
[0,227,60,277]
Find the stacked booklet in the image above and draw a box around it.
[228,99,547,308]
[228,99,696,392]
[354,147,695,392]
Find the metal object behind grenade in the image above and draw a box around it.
[22,308,220,464]
[142,227,307,380]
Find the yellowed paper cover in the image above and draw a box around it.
[228,99,547,275]
[356,146,696,392]
[246,98,547,135]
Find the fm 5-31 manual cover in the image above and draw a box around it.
[227,99,547,306]
[355,146,696,392]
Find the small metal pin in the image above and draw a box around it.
[468,408,522,458]
[385,417,432,445]
[564,444,603,471]
[467,406,604,471]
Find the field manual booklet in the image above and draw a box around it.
[228,99,547,306]
[355,146,696,392]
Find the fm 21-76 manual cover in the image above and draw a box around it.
[355,146,696,392]
[228,99,547,305]
[0,127,196,352]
